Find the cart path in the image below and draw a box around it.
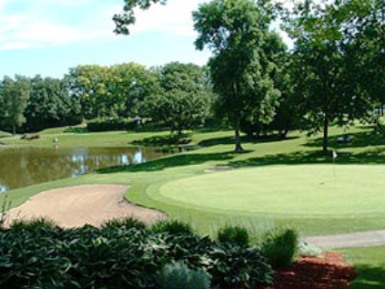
[304,230,385,249]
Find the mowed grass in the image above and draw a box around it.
[158,165,385,216]
[341,246,385,289]
[1,124,385,287]
[2,124,385,236]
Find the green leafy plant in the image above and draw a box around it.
[217,225,250,247]
[261,227,299,268]
[150,219,194,235]
[155,261,212,289]
[9,217,57,231]
[101,217,146,230]
[208,244,273,289]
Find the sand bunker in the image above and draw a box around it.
[6,184,166,227]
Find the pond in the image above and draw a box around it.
[0,146,168,192]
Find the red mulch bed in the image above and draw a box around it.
[264,252,357,289]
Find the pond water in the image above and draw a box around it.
[0,146,168,192]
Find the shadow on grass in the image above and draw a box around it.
[349,265,385,289]
[131,134,192,147]
[99,151,235,173]
[198,135,299,147]
[305,131,385,149]
[228,149,385,167]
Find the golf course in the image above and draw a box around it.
[0,123,384,288]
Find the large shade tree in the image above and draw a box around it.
[193,0,281,152]
[283,0,377,153]
[0,76,30,135]
[24,76,81,132]
[144,62,211,137]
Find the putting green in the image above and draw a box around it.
[159,165,385,216]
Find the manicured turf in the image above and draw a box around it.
[1,124,385,287]
[158,165,385,216]
[341,246,385,289]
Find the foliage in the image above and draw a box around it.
[261,227,299,268]
[101,216,146,230]
[217,225,250,247]
[155,261,211,289]
[208,244,273,289]
[65,63,158,120]
[143,62,212,137]
[150,219,194,235]
[0,218,274,289]
[193,0,281,152]
[87,118,138,132]
[9,217,57,231]
[0,75,30,135]
[24,75,81,132]
[281,0,381,152]
[113,0,167,35]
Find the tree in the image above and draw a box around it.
[24,75,81,132]
[283,0,377,153]
[113,0,167,35]
[144,62,211,137]
[109,63,160,118]
[193,0,281,152]
[0,76,30,135]
[65,65,112,119]
[342,0,385,115]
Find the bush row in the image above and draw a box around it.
[0,219,299,289]
[87,118,139,132]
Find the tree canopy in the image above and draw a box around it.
[193,0,281,152]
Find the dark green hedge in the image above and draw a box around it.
[87,118,138,132]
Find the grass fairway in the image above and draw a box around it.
[158,165,385,216]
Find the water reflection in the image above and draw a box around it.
[0,146,167,192]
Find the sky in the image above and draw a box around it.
[0,0,291,79]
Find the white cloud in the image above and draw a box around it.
[130,0,208,37]
[0,0,117,50]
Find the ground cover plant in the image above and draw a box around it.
[0,218,278,289]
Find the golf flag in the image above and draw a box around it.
[333,150,338,159]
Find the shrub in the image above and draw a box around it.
[209,244,273,289]
[217,225,250,247]
[298,241,322,257]
[87,118,137,132]
[101,217,146,230]
[9,217,57,231]
[155,261,212,289]
[0,227,71,289]
[261,227,299,268]
[150,220,194,235]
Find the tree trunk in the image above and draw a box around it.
[234,123,244,153]
[12,123,16,136]
[232,81,244,153]
[322,113,329,154]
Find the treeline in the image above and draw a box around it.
[0,62,212,135]
[1,0,384,153]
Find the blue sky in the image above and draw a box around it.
[0,0,214,78]
[0,0,291,79]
